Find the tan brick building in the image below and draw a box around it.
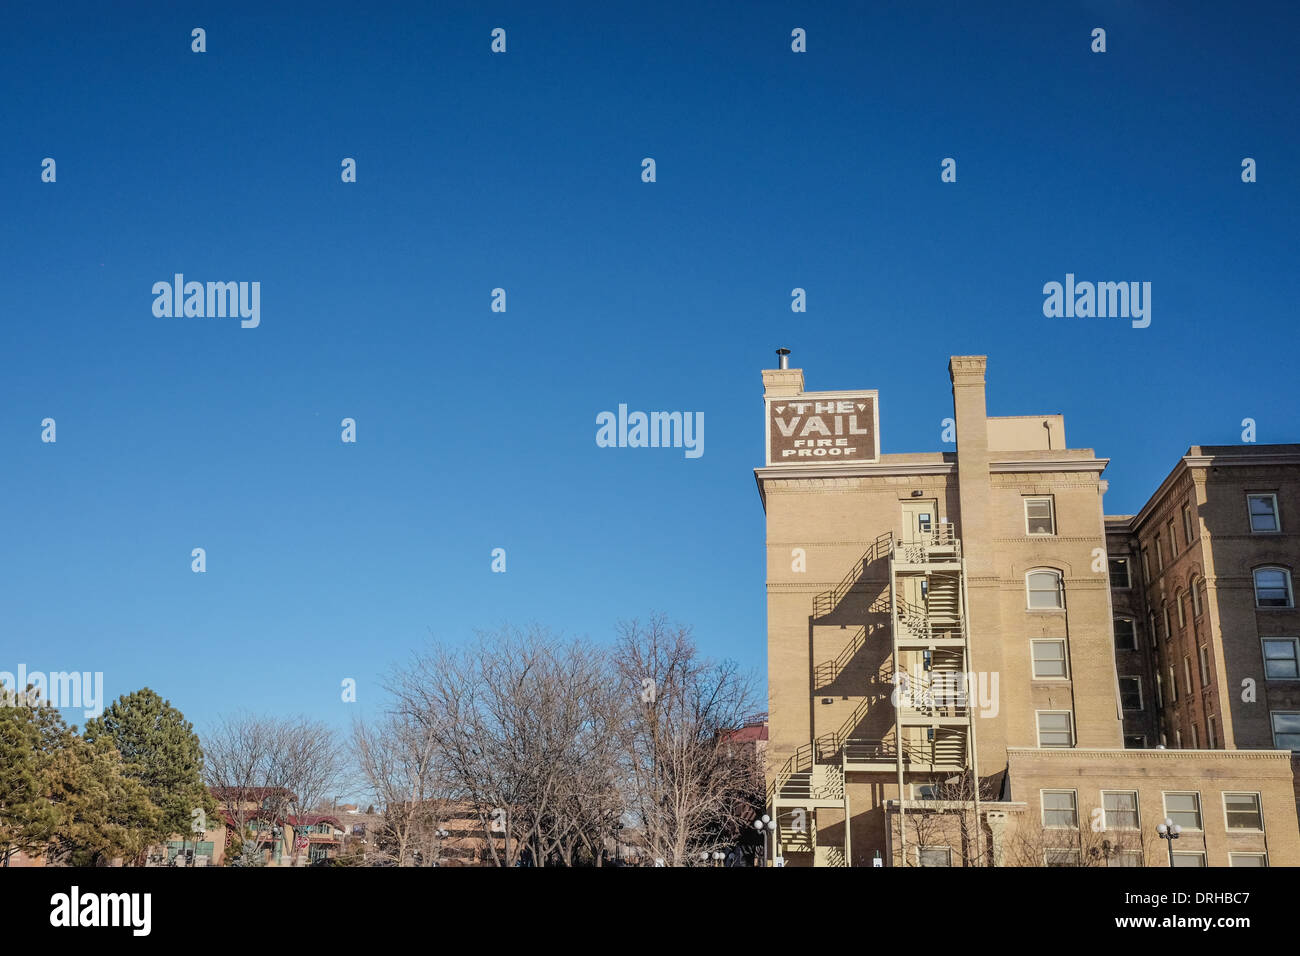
[758,353,1300,866]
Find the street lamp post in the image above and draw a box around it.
[752,814,776,867]
[712,851,725,868]
[1156,817,1183,867]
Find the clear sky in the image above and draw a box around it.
[3,1,1297,738]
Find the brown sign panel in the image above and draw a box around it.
[766,392,879,465]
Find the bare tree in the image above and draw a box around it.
[205,714,342,866]
[903,771,999,866]
[614,615,762,866]
[352,711,454,866]
[204,712,276,863]
[387,627,631,867]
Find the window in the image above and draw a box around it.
[1109,558,1130,588]
[1175,729,1182,748]
[1045,849,1081,867]
[1176,591,1186,627]
[1031,639,1068,679]
[1167,520,1178,557]
[1270,712,1300,752]
[1207,715,1217,749]
[1262,638,1300,679]
[1199,645,1210,685]
[1155,536,1164,571]
[1191,578,1203,617]
[1124,734,1146,749]
[1113,618,1137,651]
[1183,657,1193,695]
[1163,792,1203,830]
[1041,790,1078,827]
[1119,676,1142,711]
[1027,570,1064,609]
[1182,504,1195,545]
[1253,567,1293,608]
[1229,853,1267,867]
[1141,548,1150,580]
[1223,793,1263,831]
[917,846,952,867]
[1190,724,1199,748]
[1169,666,1178,703]
[1108,850,1143,867]
[1162,606,1171,642]
[1172,852,1206,867]
[1248,494,1280,533]
[1154,673,1164,708]
[1102,791,1140,829]
[1037,712,1074,748]
[1025,497,1056,535]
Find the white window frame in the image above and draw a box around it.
[1229,852,1268,867]
[1207,714,1216,749]
[1183,656,1193,695]
[1167,520,1178,557]
[1171,851,1207,867]
[1253,567,1294,609]
[1155,536,1164,571]
[1261,637,1300,680]
[1024,497,1056,536]
[1191,578,1203,617]
[1247,493,1281,534]
[1199,645,1210,685]
[1108,849,1143,868]
[1040,789,1079,828]
[1101,790,1140,830]
[1162,606,1171,642]
[1141,548,1150,580]
[916,845,952,867]
[1182,503,1195,546]
[1191,723,1199,748]
[1222,792,1264,832]
[1176,591,1187,627]
[1162,791,1203,831]
[1036,711,1075,749]
[1026,569,1065,610]
[1030,638,1069,680]
[1169,665,1178,703]
[1119,675,1143,712]
[1044,848,1081,867]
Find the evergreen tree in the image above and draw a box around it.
[83,688,216,853]
[0,687,60,866]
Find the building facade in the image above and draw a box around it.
[757,354,1300,866]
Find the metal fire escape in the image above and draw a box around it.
[768,522,980,866]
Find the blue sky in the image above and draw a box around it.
[2,1,1297,737]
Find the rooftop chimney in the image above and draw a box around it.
[776,348,791,370]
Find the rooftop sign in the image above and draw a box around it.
[764,391,880,466]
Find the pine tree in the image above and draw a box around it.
[83,688,216,855]
[0,688,60,866]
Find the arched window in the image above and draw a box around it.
[1190,576,1204,617]
[1176,590,1187,627]
[1027,570,1065,609]
[1254,567,1294,608]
